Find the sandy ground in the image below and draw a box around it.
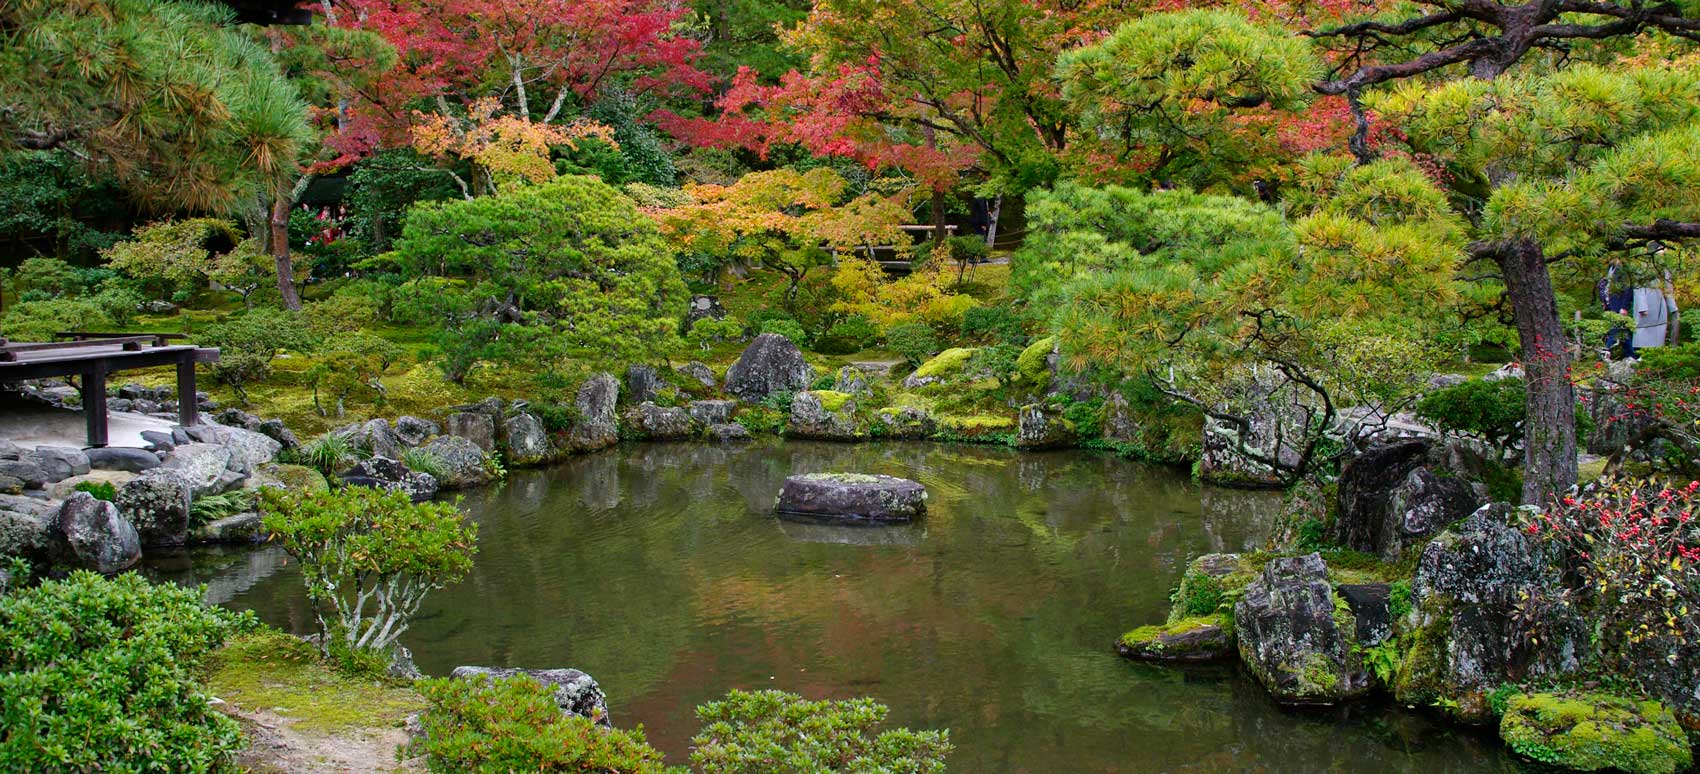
[219,703,423,774]
[0,397,175,449]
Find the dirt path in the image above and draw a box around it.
[219,702,422,773]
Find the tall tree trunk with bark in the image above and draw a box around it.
[270,191,302,311]
[1495,238,1576,504]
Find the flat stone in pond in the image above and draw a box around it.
[775,473,926,522]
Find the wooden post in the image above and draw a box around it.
[83,369,108,448]
[177,358,199,427]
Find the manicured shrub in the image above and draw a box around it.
[261,487,477,659]
[0,298,115,342]
[959,305,1027,346]
[690,689,951,773]
[685,317,744,352]
[0,572,255,771]
[1415,378,1525,456]
[813,315,881,355]
[759,318,809,346]
[200,307,314,403]
[408,674,669,773]
[885,321,939,367]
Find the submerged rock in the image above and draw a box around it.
[1499,692,1691,774]
[775,473,926,522]
[723,333,813,402]
[1234,553,1372,706]
[1116,616,1233,663]
[450,666,611,727]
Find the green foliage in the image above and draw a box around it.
[200,308,313,403]
[101,218,253,301]
[344,149,463,253]
[1499,692,1691,774]
[759,318,809,346]
[735,406,787,435]
[1388,581,1414,621]
[402,448,448,480]
[288,432,360,477]
[960,305,1027,346]
[0,572,255,771]
[1170,571,1225,618]
[70,480,116,501]
[885,322,940,367]
[260,487,477,657]
[12,257,81,298]
[190,490,256,528]
[0,151,125,262]
[409,674,669,773]
[1295,518,1328,553]
[814,315,881,355]
[309,331,404,414]
[690,689,951,774]
[1415,378,1526,456]
[1363,640,1403,687]
[0,298,115,342]
[686,317,745,352]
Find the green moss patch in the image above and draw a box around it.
[912,347,977,380]
[1116,614,1233,662]
[207,631,424,735]
[1014,336,1054,390]
[1500,692,1692,774]
[810,390,855,412]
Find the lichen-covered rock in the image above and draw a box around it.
[787,391,862,441]
[56,492,141,574]
[833,365,870,395]
[679,361,718,391]
[775,473,926,522]
[446,411,497,453]
[1102,392,1139,446]
[723,333,814,401]
[116,468,193,547]
[1016,405,1075,449]
[1499,692,1691,774]
[248,463,329,493]
[1116,616,1234,662]
[393,416,439,447]
[568,373,620,452]
[902,347,976,389]
[84,447,161,473]
[1394,503,1585,723]
[162,443,235,496]
[350,418,403,460]
[1234,553,1372,705]
[622,403,696,440]
[339,457,438,502]
[1333,440,1483,561]
[0,459,49,490]
[418,435,494,489]
[257,418,299,451]
[625,364,666,405]
[0,495,58,563]
[1336,583,1393,650]
[450,666,611,726]
[500,413,550,465]
[27,446,89,483]
[1167,553,1262,622]
[688,400,736,426]
[707,423,752,443]
[873,406,936,440]
[185,425,282,475]
[215,408,263,430]
[192,512,266,544]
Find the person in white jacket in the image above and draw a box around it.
[1632,284,1679,353]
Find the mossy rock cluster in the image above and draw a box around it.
[1499,692,1692,774]
[1117,615,1233,662]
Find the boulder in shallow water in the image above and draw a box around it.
[567,373,620,452]
[500,413,550,465]
[56,492,140,574]
[1234,553,1373,706]
[450,666,611,726]
[706,423,752,444]
[1117,616,1234,663]
[417,435,493,489]
[775,473,926,522]
[623,403,696,440]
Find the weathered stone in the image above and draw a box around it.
[191,512,267,544]
[55,492,141,574]
[688,400,736,426]
[247,463,330,493]
[500,413,550,466]
[873,407,936,440]
[625,364,666,405]
[0,459,49,490]
[0,475,21,495]
[1394,504,1585,724]
[393,416,439,447]
[453,396,506,417]
[832,365,870,395]
[683,294,727,328]
[679,361,717,391]
[1116,616,1234,662]
[1197,375,1309,488]
[787,391,862,441]
[446,411,497,453]
[775,473,926,522]
[162,443,235,496]
[215,408,263,431]
[1336,583,1393,649]
[1102,392,1140,446]
[0,440,20,461]
[1427,373,1468,391]
[116,469,194,547]
[450,667,611,726]
[1484,363,1523,382]
[417,435,493,490]
[0,495,58,563]
[1333,440,1483,561]
[183,424,226,444]
[902,348,976,389]
[139,430,177,453]
[351,418,403,460]
[257,419,300,451]
[340,457,438,502]
[1500,692,1691,774]
[622,403,696,440]
[1016,405,1075,449]
[220,427,282,475]
[85,447,161,472]
[1234,553,1373,706]
[706,423,752,443]
[46,471,136,499]
[723,333,814,402]
[567,373,620,452]
[27,446,90,483]
[119,383,171,401]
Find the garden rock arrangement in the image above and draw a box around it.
[1331,439,1485,561]
[774,473,927,522]
[1234,553,1374,705]
[723,333,814,401]
[787,391,862,441]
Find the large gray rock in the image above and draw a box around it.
[116,469,195,547]
[1234,553,1373,706]
[567,374,620,452]
[215,408,263,431]
[873,406,936,440]
[162,443,235,496]
[446,411,497,453]
[679,361,717,391]
[0,459,48,490]
[257,419,300,451]
[0,440,22,460]
[138,430,176,453]
[775,473,926,522]
[417,435,494,490]
[339,457,438,502]
[351,419,403,461]
[625,364,666,405]
[1103,392,1140,446]
[393,416,439,447]
[1016,405,1074,449]
[706,423,752,443]
[1333,440,1484,561]
[1394,503,1584,723]
[85,447,161,473]
[55,492,141,574]
[622,403,696,440]
[723,333,814,402]
[182,425,281,475]
[27,446,89,483]
[450,667,611,726]
[832,365,870,395]
[0,495,58,563]
[500,413,550,466]
[787,391,862,441]
[688,400,736,426]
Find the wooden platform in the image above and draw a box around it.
[0,334,219,448]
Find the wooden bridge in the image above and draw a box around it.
[0,333,219,448]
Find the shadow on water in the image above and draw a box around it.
[150,440,1525,773]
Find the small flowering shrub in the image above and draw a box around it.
[1526,481,1700,661]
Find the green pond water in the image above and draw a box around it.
[152,440,1523,772]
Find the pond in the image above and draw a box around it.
[153,440,1521,772]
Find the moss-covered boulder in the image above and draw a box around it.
[1116,615,1233,663]
[1167,553,1263,623]
[249,463,329,493]
[787,391,863,441]
[1234,553,1373,705]
[933,414,1016,443]
[1013,337,1054,393]
[1500,692,1692,774]
[1015,404,1075,449]
[902,348,977,389]
[874,406,937,440]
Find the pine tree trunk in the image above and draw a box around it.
[1496,238,1576,505]
[270,192,302,311]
